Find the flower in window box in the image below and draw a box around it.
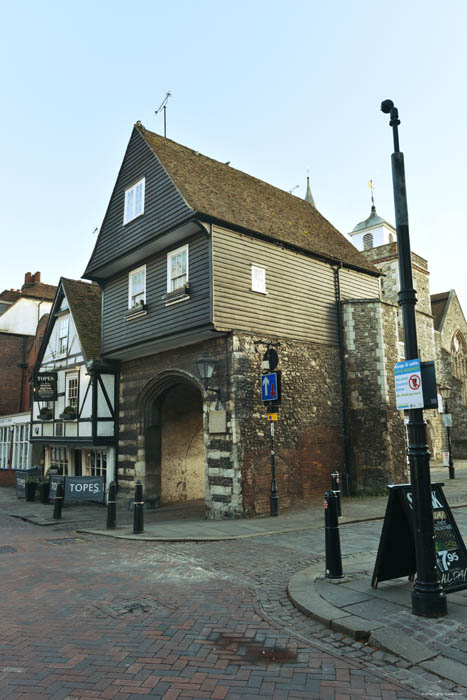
[60,405,77,421]
[38,407,53,421]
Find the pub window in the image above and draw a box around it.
[123,177,145,224]
[128,266,146,308]
[90,450,107,478]
[167,245,188,292]
[251,265,267,294]
[50,447,68,475]
[66,373,79,409]
[57,316,69,356]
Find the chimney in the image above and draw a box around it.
[32,271,41,284]
[24,272,32,286]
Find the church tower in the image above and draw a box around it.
[348,183,396,251]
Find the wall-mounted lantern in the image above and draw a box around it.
[195,356,222,409]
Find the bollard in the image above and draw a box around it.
[53,481,64,520]
[331,470,342,517]
[324,490,343,578]
[107,481,117,530]
[133,481,144,534]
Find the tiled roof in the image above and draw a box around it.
[431,291,450,331]
[0,290,21,302]
[60,278,101,361]
[21,283,57,301]
[137,125,378,276]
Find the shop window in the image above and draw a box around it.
[0,427,11,469]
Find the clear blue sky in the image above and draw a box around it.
[2,0,467,313]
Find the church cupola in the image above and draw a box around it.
[348,181,396,251]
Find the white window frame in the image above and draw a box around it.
[90,450,107,478]
[0,426,11,469]
[57,316,69,356]
[66,372,79,409]
[12,424,30,470]
[123,177,145,225]
[167,245,189,293]
[128,265,146,308]
[251,264,267,294]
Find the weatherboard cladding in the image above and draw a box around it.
[101,233,210,356]
[84,128,193,276]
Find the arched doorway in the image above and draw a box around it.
[142,373,205,506]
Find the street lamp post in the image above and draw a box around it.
[381,100,447,617]
[439,384,455,479]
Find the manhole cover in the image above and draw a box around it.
[0,546,17,554]
[45,537,87,546]
[95,596,172,618]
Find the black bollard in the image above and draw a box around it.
[324,490,343,579]
[107,481,117,530]
[331,470,342,517]
[53,481,64,520]
[133,481,144,534]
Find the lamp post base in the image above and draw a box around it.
[411,584,447,618]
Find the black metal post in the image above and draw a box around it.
[133,481,144,534]
[381,100,446,617]
[444,399,455,479]
[107,481,117,530]
[331,470,342,516]
[324,490,343,578]
[270,421,278,516]
[53,481,64,520]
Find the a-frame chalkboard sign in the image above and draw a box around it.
[372,483,467,594]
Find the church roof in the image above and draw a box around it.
[431,291,450,331]
[352,205,391,233]
[137,125,378,276]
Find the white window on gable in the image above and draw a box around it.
[251,265,267,294]
[57,316,69,356]
[128,266,146,308]
[66,373,79,409]
[123,177,145,224]
[167,245,188,292]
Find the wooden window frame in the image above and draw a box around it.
[251,264,267,294]
[123,177,145,225]
[66,372,79,409]
[128,265,146,309]
[167,244,189,294]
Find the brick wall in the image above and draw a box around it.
[0,333,33,416]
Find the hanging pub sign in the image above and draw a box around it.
[33,372,58,402]
[372,483,467,594]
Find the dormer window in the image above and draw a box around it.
[123,178,145,224]
[128,266,146,308]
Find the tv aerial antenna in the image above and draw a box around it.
[155,91,172,138]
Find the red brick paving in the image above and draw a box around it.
[0,517,424,699]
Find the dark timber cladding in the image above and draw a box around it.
[84,129,193,276]
[102,233,211,356]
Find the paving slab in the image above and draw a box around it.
[420,654,467,687]
[370,628,436,664]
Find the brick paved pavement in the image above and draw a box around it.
[0,508,460,699]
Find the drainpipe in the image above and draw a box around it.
[333,263,352,496]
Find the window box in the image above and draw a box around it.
[125,300,148,320]
[38,409,53,421]
[163,283,190,305]
[60,407,77,421]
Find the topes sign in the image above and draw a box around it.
[49,475,105,503]
[33,372,58,402]
[372,483,467,594]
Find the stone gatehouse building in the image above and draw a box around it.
[81,123,467,517]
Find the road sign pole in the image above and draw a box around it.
[270,421,278,516]
[382,99,446,617]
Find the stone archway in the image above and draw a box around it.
[141,372,205,506]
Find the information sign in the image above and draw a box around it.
[33,372,58,402]
[267,413,278,421]
[372,483,467,593]
[394,359,424,410]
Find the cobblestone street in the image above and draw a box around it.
[2,501,466,699]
